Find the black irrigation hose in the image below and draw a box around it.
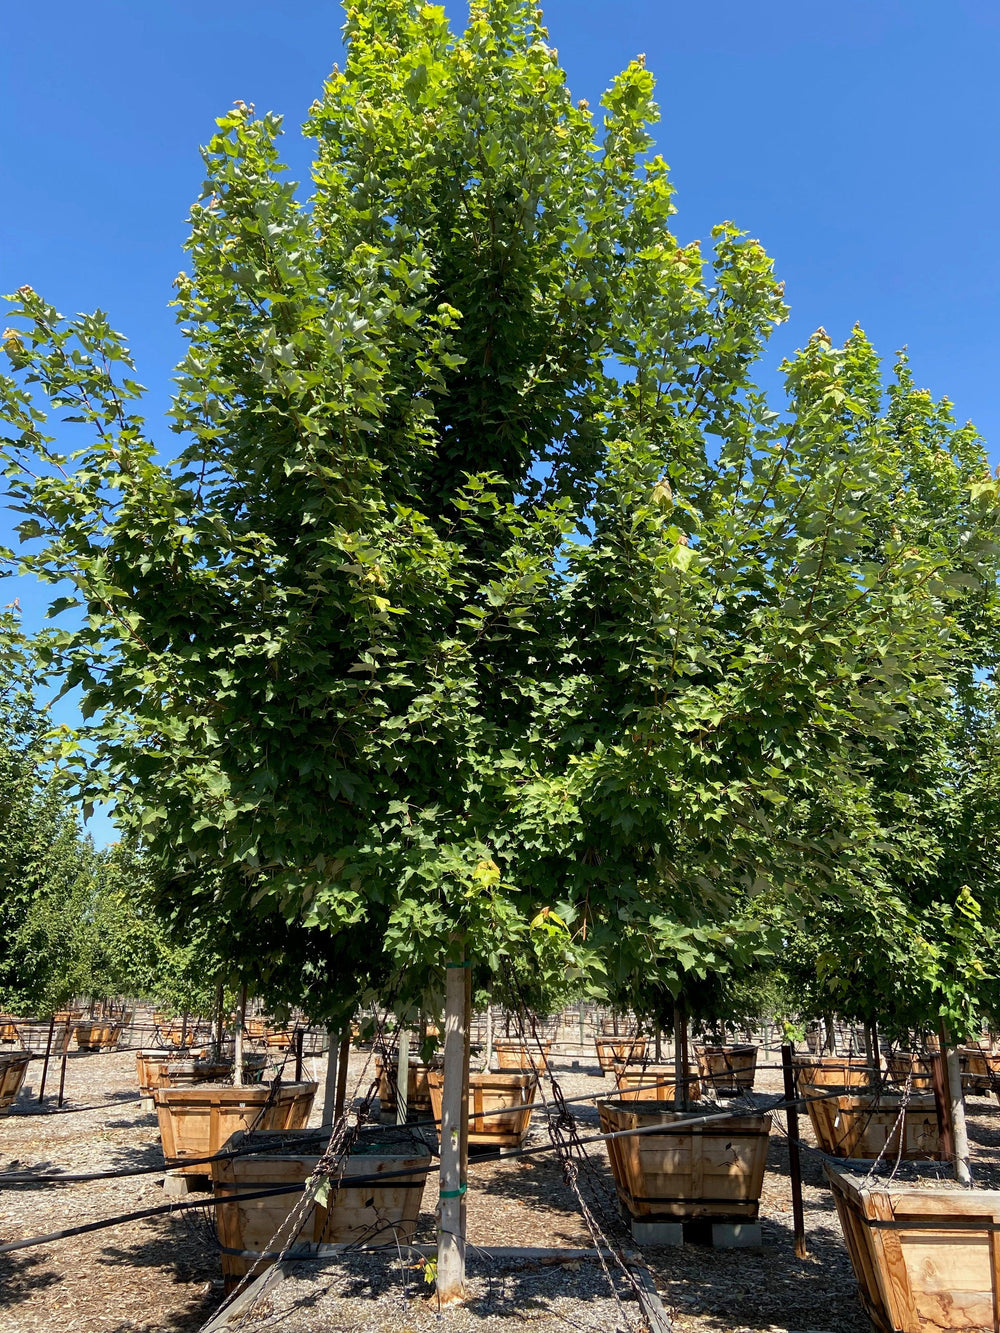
[0,1080,886,1258]
[5,1097,145,1118]
[0,1071,903,1187]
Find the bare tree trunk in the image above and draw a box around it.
[939,1018,972,1185]
[824,1012,836,1054]
[334,1031,350,1120]
[437,945,471,1304]
[483,1001,494,1072]
[233,985,247,1087]
[321,1028,339,1125]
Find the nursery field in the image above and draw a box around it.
[6,1040,994,1333]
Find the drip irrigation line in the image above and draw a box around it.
[0,1088,828,1256]
[0,1073,893,1187]
[0,1130,345,1184]
[0,1184,303,1255]
[5,1096,144,1118]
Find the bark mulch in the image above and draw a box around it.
[3,1044,996,1332]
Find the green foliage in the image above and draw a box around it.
[1,0,998,1028]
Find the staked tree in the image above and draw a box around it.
[3,0,999,1295]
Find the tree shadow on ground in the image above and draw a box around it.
[0,1250,62,1312]
[303,1249,638,1318]
[102,1135,165,1173]
[98,1212,222,1329]
[471,1139,618,1222]
[644,1213,874,1333]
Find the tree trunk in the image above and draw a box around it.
[321,1027,339,1125]
[939,1018,972,1185]
[334,1031,351,1119]
[824,1012,836,1054]
[437,945,471,1304]
[483,1002,494,1072]
[233,985,247,1087]
[866,1021,882,1077]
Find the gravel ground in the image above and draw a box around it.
[3,1040,999,1333]
[232,1252,640,1333]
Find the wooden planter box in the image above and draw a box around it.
[595,1037,647,1073]
[136,1048,206,1099]
[426,1070,537,1149]
[695,1044,758,1097]
[74,1020,124,1052]
[0,1016,21,1044]
[0,1051,31,1112]
[160,1060,232,1086]
[374,1055,433,1118]
[212,1128,430,1286]
[613,1063,701,1103]
[13,1020,74,1057]
[299,1029,329,1057]
[155,1081,317,1174]
[598,1099,771,1220]
[792,1054,873,1090]
[162,1026,202,1048]
[149,1054,267,1091]
[494,1041,551,1072]
[958,1046,999,1097]
[885,1051,936,1091]
[828,1163,1000,1331]
[803,1089,941,1161]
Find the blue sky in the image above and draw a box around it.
[3,0,999,841]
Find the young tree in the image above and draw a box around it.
[3,0,998,1293]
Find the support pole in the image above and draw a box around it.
[37,1017,56,1103]
[214,984,225,1061]
[233,985,247,1088]
[334,1031,350,1120]
[57,1039,70,1108]
[673,999,688,1112]
[437,947,471,1305]
[321,1028,339,1126]
[294,1028,305,1084]
[781,1044,807,1259]
[396,1027,411,1125]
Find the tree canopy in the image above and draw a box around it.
[2,0,998,1023]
